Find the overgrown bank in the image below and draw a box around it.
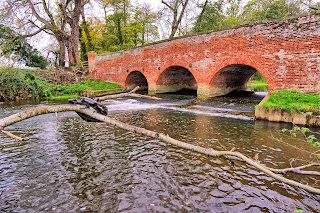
[0,67,121,101]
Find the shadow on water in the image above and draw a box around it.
[0,91,319,212]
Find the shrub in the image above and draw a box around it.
[0,67,43,101]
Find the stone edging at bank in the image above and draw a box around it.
[255,107,320,127]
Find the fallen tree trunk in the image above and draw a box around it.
[0,104,319,194]
[96,86,162,101]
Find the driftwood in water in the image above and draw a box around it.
[96,86,162,101]
[0,104,319,194]
[1,130,24,141]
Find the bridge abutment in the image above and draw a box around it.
[148,84,157,95]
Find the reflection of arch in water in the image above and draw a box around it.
[156,65,198,94]
[210,64,268,96]
[125,71,148,90]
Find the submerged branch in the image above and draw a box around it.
[1,130,24,141]
[0,104,320,194]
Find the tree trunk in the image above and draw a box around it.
[57,39,66,67]
[116,15,123,46]
[67,34,79,67]
[81,9,94,52]
[66,0,82,67]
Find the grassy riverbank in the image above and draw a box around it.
[0,67,121,101]
[260,90,320,114]
[246,73,268,91]
[246,80,268,91]
[42,79,121,100]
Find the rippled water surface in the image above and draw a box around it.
[0,95,319,212]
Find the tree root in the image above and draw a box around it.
[0,104,320,194]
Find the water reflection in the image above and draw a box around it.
[0,97,319,212]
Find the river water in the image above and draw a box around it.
[0,93,319,212]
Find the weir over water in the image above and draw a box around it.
[0,94,319,212]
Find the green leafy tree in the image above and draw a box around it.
[193,0,225,32]
[241,0,306,23]
[0,24,47,68]
[81,1,158,54]
[223,0,245,27]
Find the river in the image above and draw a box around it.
[0,93,319,212]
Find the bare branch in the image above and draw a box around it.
[26,0,52,27]
[161,0,174,10]
[41,0,56,25]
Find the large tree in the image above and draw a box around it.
[0,0,89,67]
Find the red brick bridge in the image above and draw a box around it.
[88,15,320,98]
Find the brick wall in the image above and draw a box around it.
[89,15,320,97]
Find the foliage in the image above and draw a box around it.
[282,126,320,156]
[261,90,320,113]
[242,0,306,23]
[246,80,268,92]
[250,72,266,82]
[0,0,315,64]
[82,1,158,54]
[0,67,43,101]
[246,72,268,91]
[0,0,88,67]
[193,0,307,33]
[0,67,121,101]
[41,79,121,98]
[0,25,48,68]
[193,0,225,32]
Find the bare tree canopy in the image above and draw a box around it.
[0,0,89,67]
[161,0,191,39]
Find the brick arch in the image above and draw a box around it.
[154,65,198,94]
[206,58,270,96]
[209,57,269,85]
[125,71,148,90]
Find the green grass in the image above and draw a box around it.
[261,90,320,113]
[41,79,121,99]
[246,80,268,88]
[246,71,268,92]
[80,79,121,90]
